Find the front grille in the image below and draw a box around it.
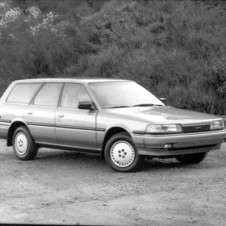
[182,124,210,133]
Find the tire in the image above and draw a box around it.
[176,152,207,164]
[13,126,38,160]
[104,132,143,172]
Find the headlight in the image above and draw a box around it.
[146,124,183,134]
[210,120,224,130]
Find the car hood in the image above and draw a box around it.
[105,106,220,124]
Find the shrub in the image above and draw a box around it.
[0,0,225,114]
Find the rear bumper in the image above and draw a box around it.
[132,129,226,157]
[0,123,9,139]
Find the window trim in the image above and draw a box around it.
[57,83,65,108]
[6,82,43,104]
[29,83,45,105]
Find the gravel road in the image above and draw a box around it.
[0,139,225,225]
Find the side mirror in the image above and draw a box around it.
[78,101,96,110]
[160,97,166,102]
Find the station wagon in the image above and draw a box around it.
[0,78,225,172]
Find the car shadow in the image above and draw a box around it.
[142,158,186,171]
[36,148,101,162]
[35,148,203,172]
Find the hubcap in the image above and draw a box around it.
[110,140,135,168]
[14,132,28,156]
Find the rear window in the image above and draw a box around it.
[7,83,42,104]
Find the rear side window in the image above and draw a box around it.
[33,83,62,107]
[7,83,42,104]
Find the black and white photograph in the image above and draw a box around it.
[0,0,226,225]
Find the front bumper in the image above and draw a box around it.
[132,129,226,157]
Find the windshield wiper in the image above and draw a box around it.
[108,105,130,109]
[132,104,162,107]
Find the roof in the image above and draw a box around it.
[14,78,130,84]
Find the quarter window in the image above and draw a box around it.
[61,83,91,109]
[34,83,62,107]
[7,83,42,104]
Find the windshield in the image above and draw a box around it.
[89,81,164,109]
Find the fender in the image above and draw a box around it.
[7,119,30,146]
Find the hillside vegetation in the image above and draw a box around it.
[0,0,225,114]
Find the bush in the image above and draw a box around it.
[0,0,225,114]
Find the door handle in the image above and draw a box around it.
[57,114,64,118]
[27,111,33,115]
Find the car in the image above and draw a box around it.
[0,78,225,172]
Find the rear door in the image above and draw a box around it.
[25,83,63,145]
[55,83,97,150]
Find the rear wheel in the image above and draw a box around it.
[13,126,38,160]
[104,132,143,172]
[176,152,207,164]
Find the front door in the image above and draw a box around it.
[55,83,97,150]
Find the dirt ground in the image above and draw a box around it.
[0,139,225,226]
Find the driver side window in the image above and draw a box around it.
[61,83,91,109]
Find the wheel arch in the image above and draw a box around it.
[7,121,30,146]
[101,126,131,158]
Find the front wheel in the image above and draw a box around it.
[104,132,143,172]
[176,152,207,164]
[13,126,38,160]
